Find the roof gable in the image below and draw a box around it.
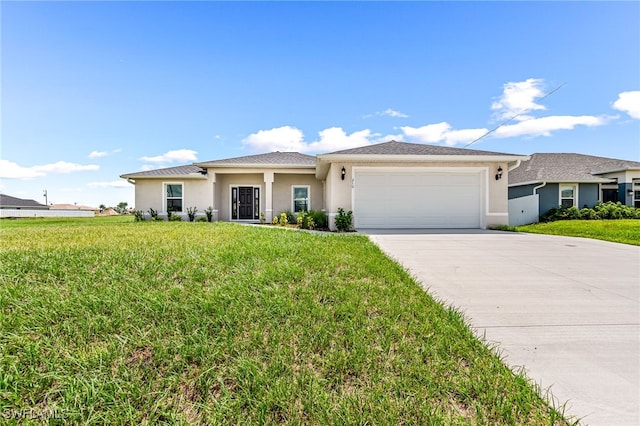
[196,151,316,167]
[0,193,48,209]
[509,153,640,185]
[120,164,206,179]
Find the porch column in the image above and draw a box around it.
[264,171,274,222]
[211,173,219,221]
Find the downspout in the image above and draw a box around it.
[533,181,546,195]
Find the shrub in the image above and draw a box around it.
[260,212,265,225]
[196,216,208,222]
[308,210,328,229]
[335,207,353,232]
[205,206,214,222]
[541,202,640,222]
[148,208,161,221]
[186,207,198,222]
[296,211,315,230]
[169,212,182,222]
[271,216,279,225]
[279,212,289,226]
[282,210,295,224]
[133,210,145,222]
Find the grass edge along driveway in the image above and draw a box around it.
[515,219,640,246]
[0,218,574,425]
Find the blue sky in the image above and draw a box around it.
[2,1,639,208]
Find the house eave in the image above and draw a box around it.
[508,178,615,187]
[119,174,208,180]
[591,167,640,175]
[316,154,530,179]
[194,162,315,169]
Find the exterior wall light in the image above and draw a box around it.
[628,189,634,196]
[341,166,346,181]
[495,166,503,181]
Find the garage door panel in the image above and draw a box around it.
[354,170,482,228]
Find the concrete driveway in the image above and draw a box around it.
[363,229,639,426]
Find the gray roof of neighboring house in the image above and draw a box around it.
[120,164,206,179]
[509,153,640,185]
[195,151,316,167]
[324,140,522,157]
[0,193,49,209]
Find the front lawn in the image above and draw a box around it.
[516,219,640,246]
[0,218,571,424]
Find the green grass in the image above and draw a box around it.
[516,219,640,246]
[0,217,572,424]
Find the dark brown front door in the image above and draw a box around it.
[238,187,254,220]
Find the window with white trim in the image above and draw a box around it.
[560,184,576,208]
[634,179,640,208]
[165,183,183,212]
[292,186,310,213]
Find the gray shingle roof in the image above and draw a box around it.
[0,193,49,209]
[120,164,206,179]
[509,153,640,185]
[324,140,521,156]
[196,151,316,166]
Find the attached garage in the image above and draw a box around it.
[353,167,483,228]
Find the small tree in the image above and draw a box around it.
[205,206,214,222]
[115,201,129,214]
[186,207,198,222]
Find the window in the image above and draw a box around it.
[634,179,640,208]
[165,183,183,212]
[560,184,576,208]
[292,186,310,213]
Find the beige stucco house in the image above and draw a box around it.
[121,141,528,230]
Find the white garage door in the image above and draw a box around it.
[354,169,483,228]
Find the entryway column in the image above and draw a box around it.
[264,171,274,222]
[211,173,219,221]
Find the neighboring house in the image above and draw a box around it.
[508,153,640,223]
[50,204,99,213]
[0,194,49,210]
[121,141,527,230]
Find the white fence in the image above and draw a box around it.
[508,195,539,226]
[0,209,95,218]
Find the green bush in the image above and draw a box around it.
[168,212,182,222]
[541,202,640,222]
[308,210,328,229]
[335,207,353,232]
[205,206,214,222]
[279,212,289,226]
[133,210,145,222]
[148,208,162,221]
[296,211,316,230]
[196,216,208,222]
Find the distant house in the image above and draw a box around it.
[508,153,640,222]
[0,194,49,210]
[121,140,527,230]
[50,203,99,213]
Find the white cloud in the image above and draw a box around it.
[306,127,376,152]
[443,128,489,146]
[400,122,451,143]
[242,126,379,153]
[88,151,108,159]
[491,78,547,122]
[612,91,640,119]
[88,180,132,188]
[241,126,305,152]
[139,149,198,163]
[494,115,610,138]
[0,159,99,179]
[364,109,409,119]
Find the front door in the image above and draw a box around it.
[238,187,254,220]
[602,189,618,203]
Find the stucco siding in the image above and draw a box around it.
[216,174,263,221]
[272,174,323,215]
[578,183,599,208]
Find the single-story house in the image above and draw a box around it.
[508,153,640,222]
[121,140,527,230]
[0,194,49,210]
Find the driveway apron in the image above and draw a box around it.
[364,229,640,426]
